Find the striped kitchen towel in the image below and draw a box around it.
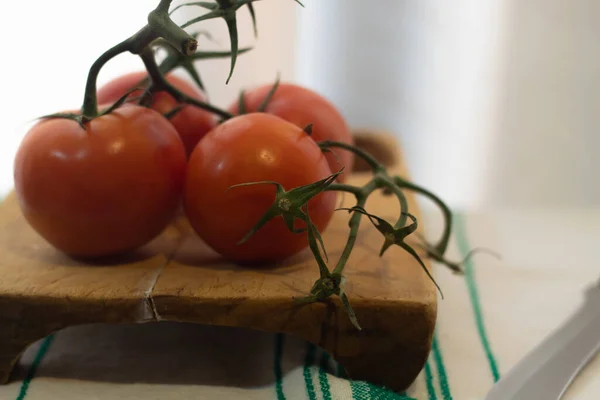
[2,209,599,399]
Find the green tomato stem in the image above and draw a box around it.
[81,38,133,119]
[394,176,452,255]
[319,141,384,172]
[139,48,234,119]
[376,174,409,228]
[306,222,331,279]
[325,183,363,197]
[216,0,234,7]
[332,195,366,276]
[155,0,171,12]
[80,0,198,119]
[332,180,378,275]
[149,1,198,56]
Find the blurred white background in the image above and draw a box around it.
[1,0,598,210]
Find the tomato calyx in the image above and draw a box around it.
[147,32,253,94]
[75,0,258,124]
[236,74,281,116]
[256,75,281,112]
[139,47,233,119]
[227,168,343,246]
[37,112,87,130]
[39,87,150,129]
[173,1,302,84]
[302,124,313,136]
[339,206,444,298]
[224,165,367,330]
[308,142,472,328]
[296,272,361,331]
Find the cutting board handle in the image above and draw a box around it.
[351,130,402,173]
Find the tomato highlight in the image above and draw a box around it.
[229,82,354,180]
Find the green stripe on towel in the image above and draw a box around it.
[424,358,437,400]
[454,214,500,382]
[16,335,54,400]
[318,351,332,400]
[274,334,286,400]
[303,343,318,400]
[431,333,452,400]
[350,380,417,400]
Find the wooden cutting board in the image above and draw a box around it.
[0,131,437,392]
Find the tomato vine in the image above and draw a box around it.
[34,0,475,330]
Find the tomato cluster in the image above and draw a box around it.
[11,0,458,333]
[14,75,353,262]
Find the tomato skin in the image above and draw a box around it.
[14,105,187,258]
[97,71,217,157]
[184,113,337,263]
[228,82,354,180]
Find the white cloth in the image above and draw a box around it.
[2,208,599,399]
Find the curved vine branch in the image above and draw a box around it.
[139,48,233,119]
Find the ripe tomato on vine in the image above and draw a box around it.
[14,105,187,258]
[10,0,459,330]
[229,82,354,180]
[184,113,338,263]
[97,71,217,157]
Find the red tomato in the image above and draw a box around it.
[228,82,354,180]
[97,71,217,157]
[184,113,337,263]
[13,104,187,258]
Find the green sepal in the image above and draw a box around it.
[180,7,237,84]
[223,12,239,84]
[192,47,253,60]
[282,213,305,234]
[153,29,252,93]
[38,86,148,130]
[340,292,361,330]
[247,2,258,37]
[170,1,217,15]
[234,0,304,7]
[238,206,282,245]
[164,105,187,120]
[225,180,285,244]
[181,9,225,29]
[181,57,206,91]
[37,112,86,130]
[393,176,452,256]
[288,168,343,207]
[185,47,254,91]
[339,206,444,298]
[226,169,342,245]
[257,73,281,112]
[303,124,313,136]
[99,87,149,117]
[177,0,301,85]
[237,90,247,114]
[397,239,443,299]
